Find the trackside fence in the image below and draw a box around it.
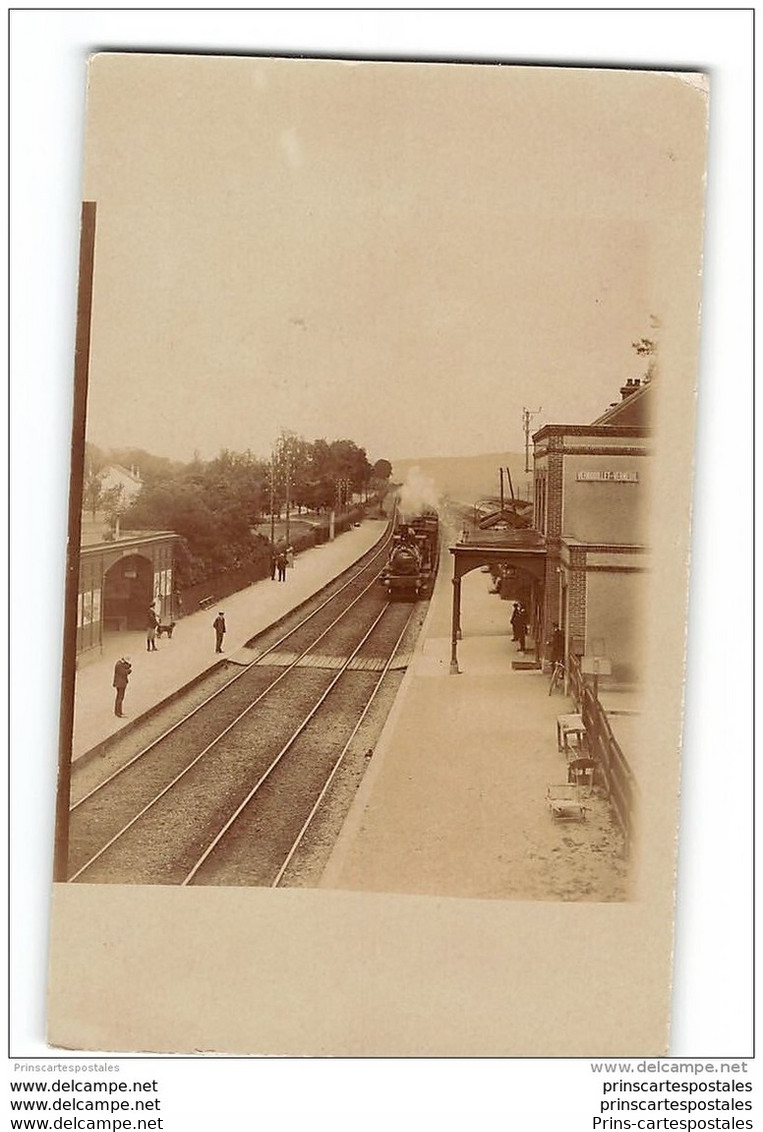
[568,653,637,856]
[179,506,367,613]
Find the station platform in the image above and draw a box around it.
[70,520,388,763]
[71,516,632,901]
[321,554,631,902]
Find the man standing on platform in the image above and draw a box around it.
[213,611,226,653]
[146,601,159,651]
[549,622,565,668]
[510,602,522,641]
[515,606,529,653]
[113,655,131,718]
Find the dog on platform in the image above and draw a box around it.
[156,621,176,640]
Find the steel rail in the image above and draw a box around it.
[182,601,395,886]
[270,605,415,888]
[70,524,393,813]
[68,571,389,882]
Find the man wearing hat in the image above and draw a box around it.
[146,601,159,651]
[213,611,226,653]
[510,602,522,641]
[113,655,132,718]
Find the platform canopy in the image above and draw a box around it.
[450,528,546,581]
[448,529,547,674]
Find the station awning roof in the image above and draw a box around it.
[449,528,546,582]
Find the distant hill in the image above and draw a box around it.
[390,452,531,505]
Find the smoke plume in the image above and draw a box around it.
[397,467,440,521]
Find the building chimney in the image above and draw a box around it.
[620,377,641,401]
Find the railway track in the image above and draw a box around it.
[67,527,423,887]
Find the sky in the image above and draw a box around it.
[81,56,707,466]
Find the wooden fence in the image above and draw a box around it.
[568,652,637,855]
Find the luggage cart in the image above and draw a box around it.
[546,783,587,821]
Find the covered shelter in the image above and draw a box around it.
[448,529,546,674]
[77,530,179,655]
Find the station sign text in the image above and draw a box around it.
[576,470,639,483]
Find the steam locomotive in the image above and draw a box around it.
[380,511,440,599]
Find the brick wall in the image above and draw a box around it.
[568,545,587,646]
[546,447,564,538]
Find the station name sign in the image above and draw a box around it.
[576,470,639,483]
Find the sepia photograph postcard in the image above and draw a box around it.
[45,51,709,1056]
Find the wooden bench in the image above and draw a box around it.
[198,595,216,611]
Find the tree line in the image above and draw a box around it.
[83,436,392,588]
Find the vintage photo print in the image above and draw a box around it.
[48,54,708,1055]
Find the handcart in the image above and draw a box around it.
[546,783,587,821]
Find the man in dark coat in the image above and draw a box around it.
[515,606,529,653]
[549,623,565,667]
[510,602,522,641]
[113,656,132,717]
[213,611,226,653]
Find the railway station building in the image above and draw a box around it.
[533,378,652,684]
[76,525,179,655]
[448,378,651,686]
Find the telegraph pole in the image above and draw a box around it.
[284,441,292,547]
[523,406,542,473]
[269,446,276,548]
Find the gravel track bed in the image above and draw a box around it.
[189,670,384,886]
[70,590,384,816]
[189,604,416,885]
[297,591,388,658]
[71,669,333,884]
[272,671,406,887]
[277,604,426,886]
[71,533,392,806]
[67,660,328,873]
[69,573,392,873]
[69,559,432,887]
[275,600,433,887]
[246,544,390,657]
[350,601,412,659]
[71,591,409,884]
